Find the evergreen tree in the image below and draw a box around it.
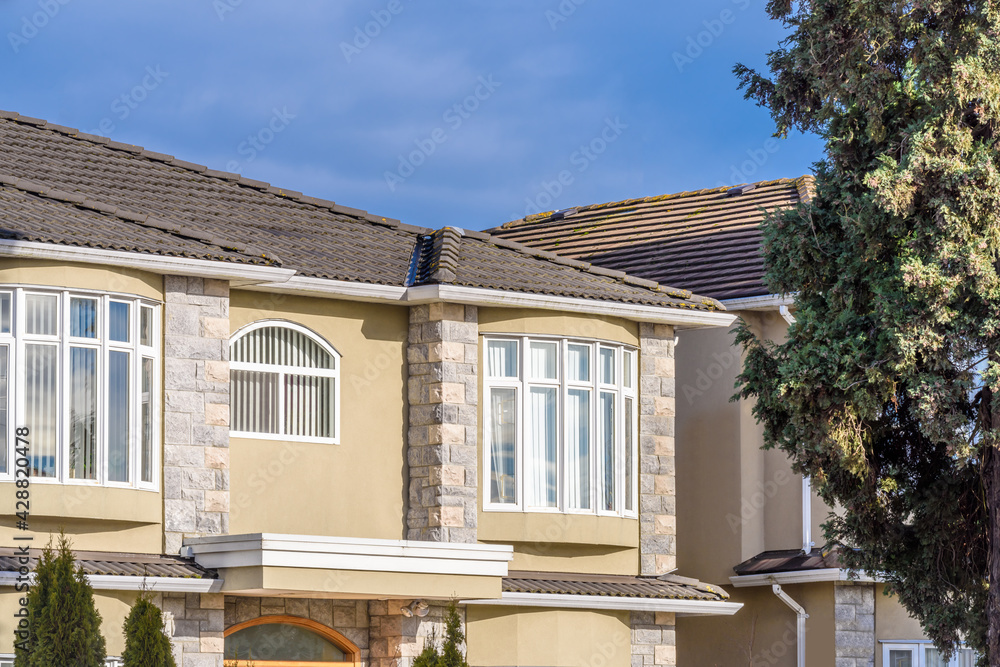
[15,534,106,667]
[734,1,1000,663]
[410,603,468,667]
[121,594,176,667]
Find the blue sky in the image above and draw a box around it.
[3,0,823,230]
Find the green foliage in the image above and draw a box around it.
[733,2,1000,663]
[121,594,176,667]
[411,602,469,667]
[15,533,107,667]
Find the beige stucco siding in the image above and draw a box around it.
[476,308,640,573]
[229,291,408,540]
[874,584,927,667]
[467,605,631,667]
[678,582,835,667]
[0,259,163,300]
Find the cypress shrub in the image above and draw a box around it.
[121,594,176,667]
[15,533,106,667]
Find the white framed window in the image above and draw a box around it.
[230,321,341,444]
[483,335,638,518]
[0,286,160,489]
[882,642,979,666]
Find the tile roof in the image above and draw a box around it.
[487,177,814,301]
[413,227,724,310]
[504,570,730,602]
[0,548,216,579]
[0,111,723,312]
[732,548,843,576]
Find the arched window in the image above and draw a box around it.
[224,616,360,665]
[230,321,340,443]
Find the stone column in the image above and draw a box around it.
[163,276,231,555]
[164,592,225,667]
[639,323,676,575]
[631,611,676,667]
[369,600,457,667]
[406,303,479,543]
[835,582,876,666]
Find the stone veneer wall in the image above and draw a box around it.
[638,323,677,576]
[631,611,677,667]
[406,303,479,543]
[835,582,876,667]
[163,276,231,555]
[164,592,226,667]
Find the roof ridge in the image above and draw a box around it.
[457,226,725,311]
[492,176,812,231]
[0,110,433,237]
[0,171,281,265]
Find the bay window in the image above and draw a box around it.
[883,643,979,666]
[0,287,159,488]
[484,336,638,517]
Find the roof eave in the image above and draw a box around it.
[729,569,879,587]
[461,592,743,616]
[406,284,736,329]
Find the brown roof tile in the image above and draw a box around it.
[487,177,814,300]
[0,548,216,579]
[504,571,729,601]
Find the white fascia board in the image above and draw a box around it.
[406,284,737,329]
[720,294,796,312]
[0,239,297,286]
[461,592,743,617]
[183,534,513,578]
[0,571,221,593]
[243,276,408,304]
[729,568,878,587]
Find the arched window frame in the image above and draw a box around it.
[224,615,361,666]
[230,320,341,445]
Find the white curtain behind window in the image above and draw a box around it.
[489,387,516,503]
[25,344,57,477]
[488,340,518,377]
[69,347,97,480]
[529,342,557,380]
[527,386,557,507]
[567,388,590,509]
[600,392,616,511]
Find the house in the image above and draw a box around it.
[0,109,746,667]
[489,177,981,667]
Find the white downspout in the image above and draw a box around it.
[772,583,808,667]
[802,476,814,553]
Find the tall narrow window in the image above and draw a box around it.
[484,336,638,517]
[69,347,97,480]
[141,357,154,484]
[230,322,341,443]
[0,345,8,473]
[107,350,130,483]
[25,344,57,477]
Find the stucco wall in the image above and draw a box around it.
[677,582,835,667]
[874,584,927,667]
[228,291,409,541]
[467,605,631,667]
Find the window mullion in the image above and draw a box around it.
[60,291,69,483]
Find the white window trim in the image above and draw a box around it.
[881,641,980,667]
[229,320,342,445]
[483,334,638,519]
[0,285,160,491]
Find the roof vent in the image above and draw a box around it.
[727,184,756,197]
[550,208,578,221]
